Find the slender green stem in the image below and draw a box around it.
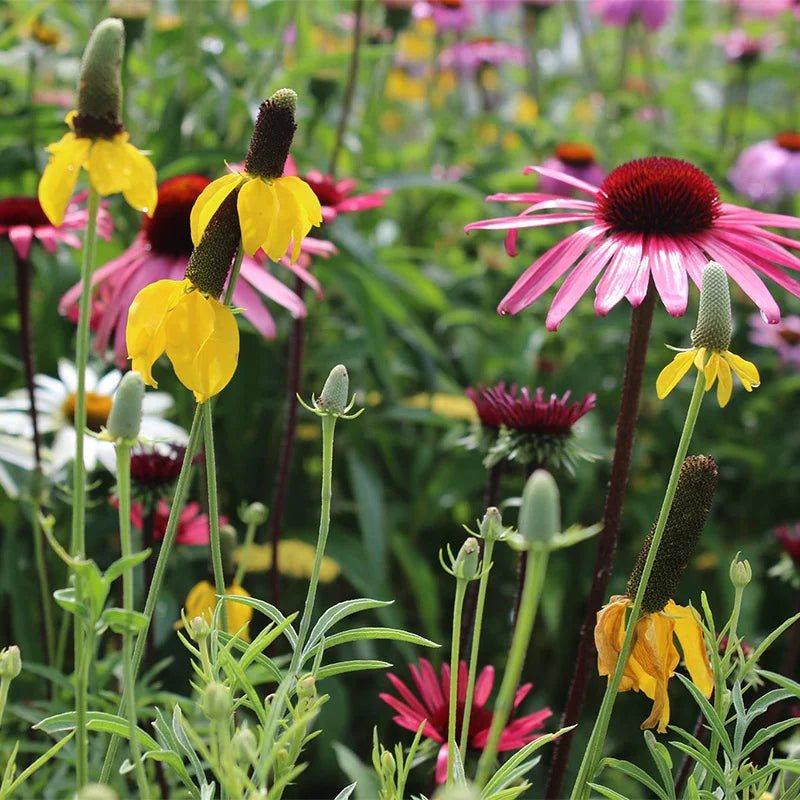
[32,500,55,668]
[460,539,495,757]
[475,549,549,786]
[101,404,204,782]
[569,371,706,800]
[234,517,259,587]
[0,678,9,728]
[447,580,468,785]
[116,441,149,797]
[223,242,245,307]
[203,402,228,632]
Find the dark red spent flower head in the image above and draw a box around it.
[718,634,753,658]
[776,522,800,563]
[596,157,721,236]
[142,174,211,257]
[130,444,188,489]
[466,383,596,434]
[0,197,51,228]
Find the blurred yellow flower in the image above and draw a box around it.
[512,93,538,125]
[176,580,253,641]
[38,112,157,226]
[126,278,239,403]
[386,69,427,103]
[235,540,341,583]
[403,393,478,422]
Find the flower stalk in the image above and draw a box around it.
[203,401,228,633]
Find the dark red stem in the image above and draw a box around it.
[545,284,656,800]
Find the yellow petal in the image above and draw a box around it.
[703,352,719,392]
[724,352,760,391]
[225,583,253,641]
[716,357,733,407]
[656,350,696,399]
[693,347,707,371]
[665,600,714,699]
[176,580,252,641]
[118,142,158,216]
[164,291,239,402]
[281,175,323,261]
[86,136,130,196]
[633,614,677,733]
[237,177,277,256]
[190,173,242,246]
[38,133,91,226]
[126,278,189,387]
[595,597,630,683]
[264,179,300,262]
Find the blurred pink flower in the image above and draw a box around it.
[438,37,527,72]
[748,311,800,369]
[380,659,551,784]
[59,174,333,367]
[539,144,605,197]
[590,0,675,30]
[284,156,390,224]
[776,522,800,563]
[466,156,800,330]
[729,133,800,205]
[413,0,474,32]
[0,193,112,260]
[728,0,795,18]
[129,499,227,546]
[715,29,780,64]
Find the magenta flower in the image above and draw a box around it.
[729,133,800,205]
[715,29,779,65]
[589,0,675,31]
[438,37,527,73]
[129,498,227,546]
[380,659,551,784]
[59,174,334,368]
[748,312,800,369]
[413,0,474,32]
[776,522,800,563]
[0,193,112,260]
[283,156,390,224]
[539,144,606,198]
[465,156,800,330]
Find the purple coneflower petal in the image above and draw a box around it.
[649,235,689,316]
[524,165,601,196]
[594,233,643,315]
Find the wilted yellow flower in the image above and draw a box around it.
[176,580,253,641]
[235,540,340,583]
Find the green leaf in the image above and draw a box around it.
[315,660,392,681]
[740,717,800,759]
[674,674,733,758]
[217,646,267,727]
[758,669,800,699]
[0,732,74,800]
[217,596,298,648]
[587,784,629,800]
[304,598,394,654]
[599,757,669,800]
[302,627,439,663]
[104,549,151,585]
[667,740,726,787]
[101,607,149,635]
[52,588,88,620]
[34,712,159,751]
[771,758,800,774]
[643,730,675,799]
[333,783,357,800]
[143,750,199,800]
[332,743,380,800]
[171,706,208,791]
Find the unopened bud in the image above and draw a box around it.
[691,262,732,353]
[479,507,503,540]
[315,365,349,416]
[431,783,481,800]
[730,557,752,589]
[244,88,298,179]
[274,747,290,772]
[202,682,232,721]
[75,19,124,139]
[241,501,269,526]
[381,749,396,779]
[189,615,211,642]
[77,784,120,800]
[453,537,480,580]
[296,674,316,699]
[518,469,560,545]
[0,645,21,680]
[232,726,258,764]
[107,371,144,440]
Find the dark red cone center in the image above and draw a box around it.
[596,157,720,236]
[0,197,51,228]
[303,175,345,207]
[142,174,210,257]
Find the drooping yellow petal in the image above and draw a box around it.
[86,135,129,196]
[281,175,322,262]
[595,597,631,686]
[118,142,158,216]
[664,600,714,699]
[723,352,760,391]
[237,177,277,256]
[656,350,696,399]
[190,173,242,246]
[177,580,253,641]
[693,347,707,371]
[126,278,190,387]
[264,179,300,262]
[633,613,678,733]
[716,357,733,407]
[164,291,239,403]
[702,352,719,392]
[38,133,92,226]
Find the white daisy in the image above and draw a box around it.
[0,359,188,475]
[0,434,51,499]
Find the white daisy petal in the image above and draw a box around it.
[58,358,79,393]
[96,369,122,396]
[140,417,189,445]
[141,392,175,415]
[51,428,76,474]
[95,441,117,474]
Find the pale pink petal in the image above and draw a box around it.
[420,659,445,707]
[238,260,307,318]
[715,229,800,273]
[336,190,390,214]
[670,238,708,288]
[9,227,33,260]
[465,212,595,233]
[524,165,601,195]
[487,194,597,211]
[649,234,689,316]
[624,244,652,307]
[37,229,59,254]
[281,259,323,298]
[435,744,449,785]
[719,204,800,230]
[594,233,643,314]
[231,278,277,339]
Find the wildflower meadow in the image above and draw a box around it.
[2,1,800,798]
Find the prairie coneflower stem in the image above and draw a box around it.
[101,404,204,782]
[545,284,656,800]
[115,440,149,798]
[569,370,706,800]
[447,578,468,784]
[142,508,156,668]
[32,498,55,669]
[475,549,549,786]
[203,401,228,632]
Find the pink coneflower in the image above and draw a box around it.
[728,0,794,19]
[59,174,333,368]
[589,0,675,31]
[283,156,390,225]
[539,144,605,197]
[729,133,800,205]
[775,522,800,563]
[748,311,800,369]
[128,498,226,546]
[715,29,779,65]
[438,37,527,73]
[0,193,112,260]
[380,659,551,784]
[413,0,474,32]
[465,156,800,330]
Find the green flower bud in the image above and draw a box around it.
[202,682,232,721]
[244,88,298,179]
[431,783,481,800]
[232,726,258,765]
[240,501,269,526]
[189,615,211,642]
[691,262,732,353]
[518,469,561,545]
[106,371,144,440]
[315,365,349,416]
[296,674,316,700]
[479,507,503,540]
[76,784,120,800]
[74,19,125,139]
[453,537,480,580]
[729,556,752,589]
[381,749,396,779]
[0,645,21,680]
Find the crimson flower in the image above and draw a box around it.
[380,659,551,784]
[466,156,800,330]
[776,522,800,563]
[129,498,228,546]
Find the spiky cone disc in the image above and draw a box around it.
[691,262,732,353]
[244,88,298,179]
[627,455,718,614]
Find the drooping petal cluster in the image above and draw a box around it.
[595,596,713,733]
[38,112,157,226]
[176,580,253,641]
[126,278,239,403]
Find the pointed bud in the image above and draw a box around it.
[244,88,298,179]
[106,371,144,440]
[518,469,560,545]
[202,682,232,721]
[479,507,503,540]
[315,365,349,416]
[381,749,396,779]
[185,188,242,297]
[627,455,718,613]
[232,726,258,764]
[453,537,480,580]
[189,615,211,642]
[0,645,21,680]
[691,262,732,353]
[729,556,752,589]
[74,19,125,139]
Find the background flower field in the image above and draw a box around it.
[0,1,799,798]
